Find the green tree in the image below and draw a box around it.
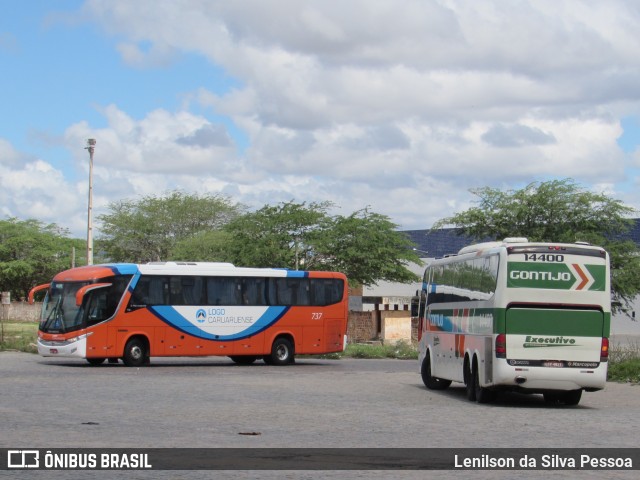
[172,230,233,262]
[221,202,421,287]
[313,208,422,286]
[98,191,243,262]
[0,218,81,300]
[222,201,333,269]
[434,179,640,311]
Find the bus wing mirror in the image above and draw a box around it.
[28,283,51,304]
[75,283,112,306]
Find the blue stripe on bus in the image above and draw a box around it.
[285,270,308,277]
[149,305,289,341]
[111,264,139,275]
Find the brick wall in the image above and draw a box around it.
[347,310,420,344]
[347,310,378,343]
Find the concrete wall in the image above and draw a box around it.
[2,302,40,322]
[347,309,417,344]
[380,311,412,344]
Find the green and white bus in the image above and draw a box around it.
[417,238,610,405]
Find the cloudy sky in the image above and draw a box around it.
[2,0,640,238]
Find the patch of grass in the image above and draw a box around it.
[314,340,418,360]
[608,341,640,383]
[0,321,38,353]
[607,358,640,383]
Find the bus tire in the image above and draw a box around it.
[268,337,294,365]
[421,355,451,390]
[86,357,106,366]
[562,389,582,406]
[123,338,148,367]
[473,358,495,404]
[464,357,476,401]
[229,355,258,365]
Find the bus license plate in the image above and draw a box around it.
[543,361,564,368]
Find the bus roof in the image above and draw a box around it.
[456,238,605,257]
[51,262,346,281]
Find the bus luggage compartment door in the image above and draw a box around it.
[505,307,604,364]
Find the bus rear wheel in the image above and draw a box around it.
[421,355,451,390]
[123,338,148,367]
[266,337,294,365]
[464,358,476,401]
[473,359,495,404]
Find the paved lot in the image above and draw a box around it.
[1,352,639,479]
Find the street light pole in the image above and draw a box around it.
[85,138,96,266]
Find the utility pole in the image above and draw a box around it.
[85,139,96,266]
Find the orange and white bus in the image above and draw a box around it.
[30,262,348,366]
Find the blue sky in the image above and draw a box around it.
[2,0,640,238]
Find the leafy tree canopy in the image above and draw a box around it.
[0,217,81,300]
[434,178,640,311]
[221,201,331,270]
[219,202,421,287]
[98,191,243,262]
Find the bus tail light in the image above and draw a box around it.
[600,337,609,362]
[495,334,506,359]
[417,317,423,341]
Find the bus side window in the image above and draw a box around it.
[242,278,267,305]
[310,279,344,306]
[128,276,168,309]
[207,277,242,305]
[418,292,426,319]
[177,276,203,305]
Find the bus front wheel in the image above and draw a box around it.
[123,338,148,367]
[421,355,451,390]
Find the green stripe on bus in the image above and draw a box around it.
[586,264,607,291]
[505,308,604,337]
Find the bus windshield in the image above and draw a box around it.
[40,281,90,333]
[40,275,133,334]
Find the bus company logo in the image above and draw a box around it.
[567,361,598,368]
[508,263,600,291]
[195,309,207,323]
[7,450,39,468]
[509,270,572,282]
[523,335,578,348]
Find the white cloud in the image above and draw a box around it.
[10,0,638,236]
[0,157,80,229]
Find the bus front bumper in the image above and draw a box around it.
[37,335,88,358]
